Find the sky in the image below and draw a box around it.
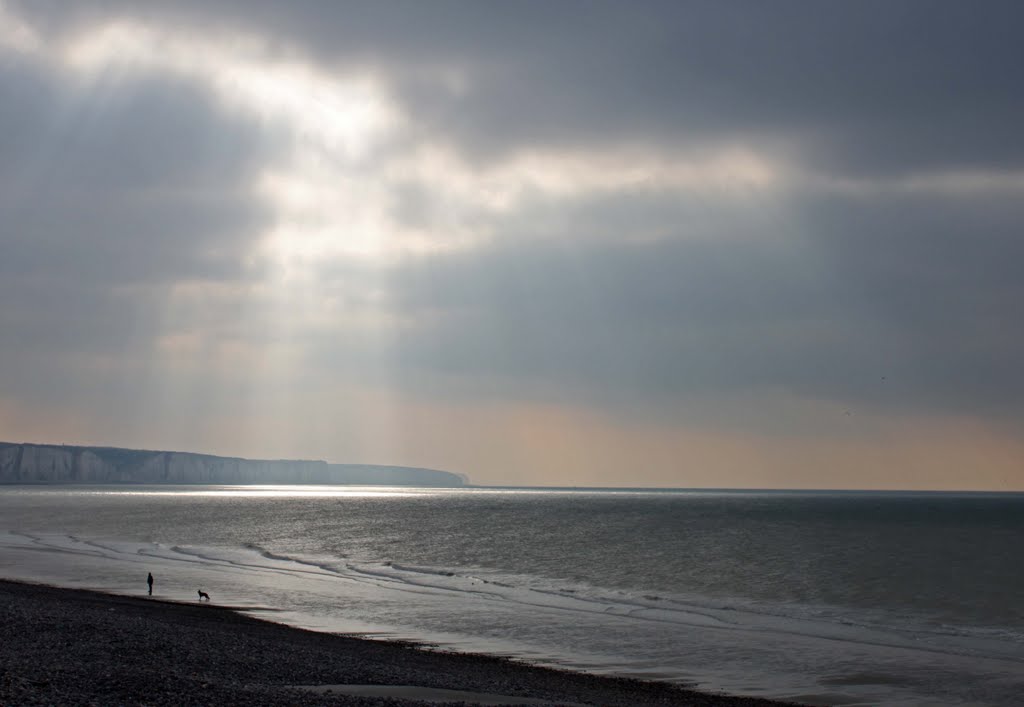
[2,1,1023,489]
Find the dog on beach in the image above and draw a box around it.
[197,589,210,602]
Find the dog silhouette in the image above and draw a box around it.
[197,589,210,602]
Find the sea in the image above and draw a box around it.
[0,486,1022,706]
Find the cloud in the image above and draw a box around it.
[0,26,276,414]
[1,1,1023,486]
[12,0,1024,177]
[338,179,1024,424]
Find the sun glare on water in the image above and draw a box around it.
[101,485,432,498]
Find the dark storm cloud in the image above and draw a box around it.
[0,63,271,283]
[17,0,1023,176]
[0,52,274,389]
[797,191,1024,413]
[345,183,1024,418]
[1,61,264,191]
[375,0,1024,176]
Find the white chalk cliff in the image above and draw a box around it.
[0,442,467,487]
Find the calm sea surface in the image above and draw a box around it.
[1,486,1022,705]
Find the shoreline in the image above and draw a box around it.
[0,578,798,706]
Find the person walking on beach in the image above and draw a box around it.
[147,572,154,596]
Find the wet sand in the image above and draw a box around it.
[0,579,799,705]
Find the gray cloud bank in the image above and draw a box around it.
[374,187,1024,419]
[19,0,1023,174]
[2,0,1024,459]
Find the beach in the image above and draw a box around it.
[0,579,795,706]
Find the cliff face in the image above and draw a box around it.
[0,442,466,487]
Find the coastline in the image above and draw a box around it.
[0,578,797,706]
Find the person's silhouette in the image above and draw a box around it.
[147,572,154,596]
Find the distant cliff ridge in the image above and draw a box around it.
[0,442,467,487]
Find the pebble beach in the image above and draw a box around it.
[0,579,796,706]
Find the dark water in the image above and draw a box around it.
[2,487,1023,705]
